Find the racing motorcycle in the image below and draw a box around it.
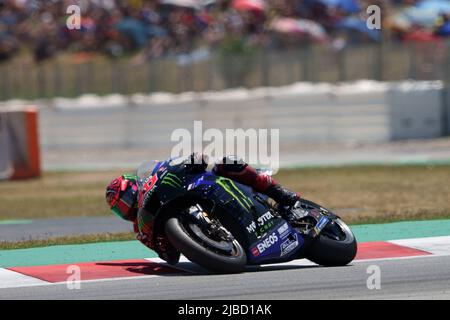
[136,158,357,273]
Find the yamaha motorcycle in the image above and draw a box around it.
[136,158,357,273]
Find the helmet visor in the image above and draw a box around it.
[111,184,137,220]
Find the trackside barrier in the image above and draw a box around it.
[388,82,444,140]
[444,86,450,136]
[0,106,41,180]
[34,81,446,154]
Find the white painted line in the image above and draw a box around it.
[0,264,189,290]
[51,274,165,286]
[0,268,50,289]
[352,253,450,263]
[258,259,318,268]
[2,235,450,290]
[144,256,207,274]
[146,256,318,272]
[146,255,319,272]
[389,236,450,256]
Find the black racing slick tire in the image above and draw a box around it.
[306,218,357,266]
[164,217,247,273]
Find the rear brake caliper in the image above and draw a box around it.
[288,204,332,237]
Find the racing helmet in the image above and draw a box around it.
[106,174,139,221]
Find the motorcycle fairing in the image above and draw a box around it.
[137,159,306,266]
[187,172,306,265]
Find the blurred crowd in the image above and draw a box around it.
[1,0,450,63]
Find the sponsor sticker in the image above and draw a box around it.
[313,216,329,235]
[246,211,274,231]
[255,232,279,254]
[251,247,260,257]
[280,234,299,257]
[246,211,276,236]
[277,222,290,239]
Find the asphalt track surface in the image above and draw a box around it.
[0,217,131,242]
[1,255,449,299]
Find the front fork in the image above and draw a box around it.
[186,204,234,242]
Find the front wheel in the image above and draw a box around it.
[306,218,357,266]
[165,217,247,273]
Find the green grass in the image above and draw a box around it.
[0,232,135,250]
[1,164,450,250]
[276,164,450,225]
[1,165,450,224]
[0,170,125,220]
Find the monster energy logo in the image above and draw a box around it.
[216,177,254,212]
[161,173,183,189]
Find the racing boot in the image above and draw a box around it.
[264,184,302,220]
[156,236,181,265]
[265,184,300,208]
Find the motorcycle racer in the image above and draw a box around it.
[105,153,301,264]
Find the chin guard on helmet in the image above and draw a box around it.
[106,174,139,221]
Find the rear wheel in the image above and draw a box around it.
[306,218,357,266]
[165,217,247,273]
